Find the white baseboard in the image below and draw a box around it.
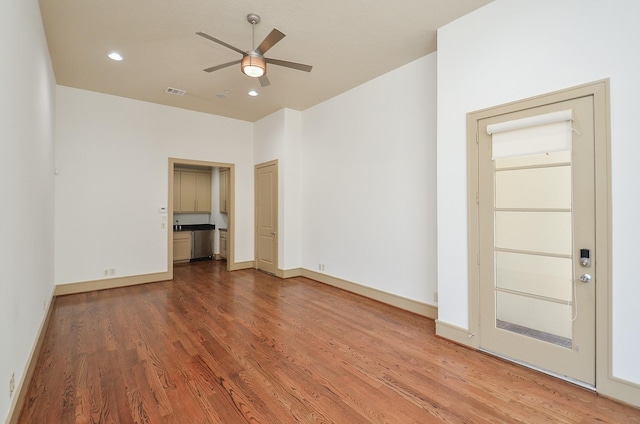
[277,268,303,279]
[598,374,640,408]
[55,271,172,296]
[6,286,56,424]
[300,269,438,320]
[229,260,254,271]
[55,260,254,296]
[435,319,478,349]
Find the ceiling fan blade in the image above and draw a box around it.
[196,32,246,56]
[256,29,285,55]
[259,75,271,87]
[265,58,312,73]
[203,59,242,73]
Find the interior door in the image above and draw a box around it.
[478,95,595,385]
[255,161,278,275]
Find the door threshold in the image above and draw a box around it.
[479,348,596,391]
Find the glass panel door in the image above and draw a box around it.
[494,152,574,346]
[477,95,596,385]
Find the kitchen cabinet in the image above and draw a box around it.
[219,168,229,214]
[174,168,211,213]
[195,171,212,211]
[219,230,228,260]
[173,171,181,212]
[173,231,192,263]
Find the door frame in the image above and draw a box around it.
[254,160,279,275]
[168,158,236,275]
[467,81,613,392]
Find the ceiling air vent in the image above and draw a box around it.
[165,87,186,96]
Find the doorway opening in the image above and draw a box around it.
[168,158,235,276]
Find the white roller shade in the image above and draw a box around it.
[488,110,573,160]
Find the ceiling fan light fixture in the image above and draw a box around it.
[241,54,266,78]
[198,12,311,87]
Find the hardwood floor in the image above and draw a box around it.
[18,260,639,423]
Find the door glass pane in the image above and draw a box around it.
[496,291,572,346]
[496,166,571,209]
[494,149,574,348]
[495,211,572,255]
[496,251,572,301]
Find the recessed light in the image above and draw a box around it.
[248,90,258,97]
[108,52,123,61]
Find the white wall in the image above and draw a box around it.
[281,110,303,270]
[55,87,254,285]
[437,0,640,386]
[0,0,56,421]
[254,108,303,271]
[301,54,438,304]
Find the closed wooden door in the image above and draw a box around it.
[255,161,278,275]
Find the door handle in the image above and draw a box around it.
[271,232,276,236]
[579,273,592,283]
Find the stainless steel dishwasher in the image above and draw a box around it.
[191,230,214,260]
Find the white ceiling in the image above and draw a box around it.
[38,0,493,122]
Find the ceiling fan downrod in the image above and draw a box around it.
[247,13,260,51]
[242,14,265,78]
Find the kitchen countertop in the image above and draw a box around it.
[173,224,215,232]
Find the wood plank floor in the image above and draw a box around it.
[18,260,639,423]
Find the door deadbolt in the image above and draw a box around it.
[580,248,591,267]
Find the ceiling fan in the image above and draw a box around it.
[197,13,312,87]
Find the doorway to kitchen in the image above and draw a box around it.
[168,158,234,276]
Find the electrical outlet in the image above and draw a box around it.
[103,269,109,276]
[9,372,15,398]
[109,268,115,276]
[318,264,325,271]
